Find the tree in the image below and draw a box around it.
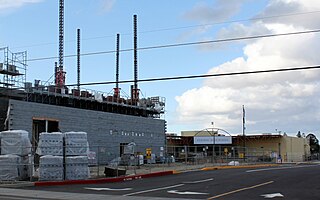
[306,133,320,155]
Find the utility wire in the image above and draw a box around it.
[12,10,320,49]
[65,64,320,87]
[140,10,320,33]
[28,29,320,62]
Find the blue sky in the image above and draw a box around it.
[1,0,320,139]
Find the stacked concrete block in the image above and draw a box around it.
[0,155,20,181]
[65,156,89,180]
[36,132,63,156]
[64,132,88,156]
[39,155,63,181]
[37,132,64,181]
[0,130,32,181]
[1,130,31,156]
[64,132,89,180]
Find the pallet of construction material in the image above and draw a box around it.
[65,156,90,180]
[64,132,87,140]
[0,130,31,156]
[39,155,63,181]
[36,132,63,156]
[64,132,89,156]
[0,155,20,181]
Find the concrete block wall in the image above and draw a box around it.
[0,98,9,131]
[8,99,166,164]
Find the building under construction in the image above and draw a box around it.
[0,1,166,163]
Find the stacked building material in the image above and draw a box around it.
[36,132,63,156]
[0,130,32,181]
[64,132,89,180]
[39,155,63,181]
[0,155,20,181]
[37,132,63,181]
[65,156,89,180]
[36,132,90,181]
[64,132,88,156]
[1,130,31,156]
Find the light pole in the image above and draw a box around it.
[211,122,215,162]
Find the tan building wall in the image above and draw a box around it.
[181,130,310,162]
[281,136,310,162]
[238,135,310,162]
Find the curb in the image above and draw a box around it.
[0,182,35,188]
[201,164,279,171]
[34,170,174,186]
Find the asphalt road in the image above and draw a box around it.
[2,164,320,200]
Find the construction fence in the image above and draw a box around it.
[0,143,287,183]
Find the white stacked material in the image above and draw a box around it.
[39,155,63,181]
[0,155,20,181]
[36,132,63,156]
[64,132,89,156]
[65,156,90,180]
[1,130,31,156]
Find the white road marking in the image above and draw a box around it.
[168,190,209,195]
[183,178,214,184]
[261,193,284,198]
[85,187,132,191]
[246,164,319,173]
[123,184,185,196]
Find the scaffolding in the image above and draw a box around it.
[0,47,27,89]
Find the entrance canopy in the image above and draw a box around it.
[194,136,232,145]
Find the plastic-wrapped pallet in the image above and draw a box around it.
[0,155,20,181]
[39,155,63,181]
[65,156,90,180]
[1,130,31,156]
[36,132,63,156]
[64,132,89,156]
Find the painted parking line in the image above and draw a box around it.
[168,190,209,195]
[183,178,214,184]
[207,181,274,199]
[123,184,185,196]
[246,164,320,173]
[85,187,132,191]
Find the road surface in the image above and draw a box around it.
[1,164,319,199]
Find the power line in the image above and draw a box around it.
[141,10,320,33]
[28,29,320,62]
[11,10,320,49]
[65,64,320,87]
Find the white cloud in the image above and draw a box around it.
[175,0,320,135]
[257,0,320,29]
[99,0,116,13]
[183,0,247,23]
[179,0,247,42]
[0,0,42,11]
